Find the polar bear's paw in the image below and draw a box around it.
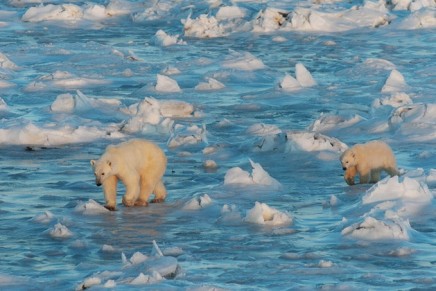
[104,205,116,211]
[151,198,165,203]
[134,199,149,207]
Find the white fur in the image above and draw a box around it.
[90,139,167,210]
[340,140,398,185]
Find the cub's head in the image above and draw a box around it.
[340,149,356,171]
[90,159,112,186]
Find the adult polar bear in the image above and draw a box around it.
[91,139,167,211]
[340,140,399,185]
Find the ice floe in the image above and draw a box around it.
[74,199,110,215]
[77,241,180,289]
[154,29,186,47]
[183,194,212,210]
[224,159,281,189]
[244,201,292,226]
[48,223,73,239]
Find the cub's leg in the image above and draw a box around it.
[358,168,371,184]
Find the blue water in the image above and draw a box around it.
[1,1,435,290]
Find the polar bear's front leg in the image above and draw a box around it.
[121,175,140,207]
[344,166,357,185]
[103,175,118,211]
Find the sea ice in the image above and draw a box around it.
[155,74,181,93]
[244,201,292,226]
[74,199,110,215]
[342,216,410,241]
[49,223,73,239]
[183,194,213,210]
[224,159,281,189]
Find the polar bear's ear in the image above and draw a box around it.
[90,160,96,167]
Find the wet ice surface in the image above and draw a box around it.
[1,0,436,289]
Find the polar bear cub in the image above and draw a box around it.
[340,140,399,185]
[90,139,167,211]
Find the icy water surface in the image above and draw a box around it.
[0,0,436,289]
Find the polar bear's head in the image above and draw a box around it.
[340,149,356,171]
[90,159,112,186]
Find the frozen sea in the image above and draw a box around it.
[1,0,436,290]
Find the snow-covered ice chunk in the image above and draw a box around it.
[363,176,433,205]
[285,131,348,153]
[183,194,212,210]
[0,52,18,70]
[195,77,225,91]
[372,92,412,109]
[342,216,410,241]
[222,51,265,71]
[216,6,246,21]
[247,123,282,136]
[219,204,242,223]
[154,29,186,47]
[309,113,364,133]
[244,202,292,226]
[32,211,55,224]
[49,223,73,238]
[279,73,301,91]
[183,14,225,38]
[224,159,281,189]
[155,74,181,93]
[167,124,207,148]
[75,199,110,215]
[130,271,162,285]
[295,63,317,87]
[381,70,408,93]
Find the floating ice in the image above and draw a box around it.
[130,271,163,285]
[216,6,246,21]
[195,77,225,91]
[381,70,408,93]
[285,131,348,153]
[244,202,292,226]
[167,124,207,148]
[222,51,265,71]
[22,4,85,22]
[372,92,413,109]
[74,199,110,215]
[49,223,73,239]
[397,9,436,29]
[182,194,212,210]
[219,204,243,223]
[224,159,281,189]
[246,123,282,136]
[154,29,186,47]
[32,211,55,224]
[309,113,364,133]
[183,14,225,38]
[0,97,8,111]
[295,63,317,87]
[155,74,181,93]
[25,71,109,91]
[0,122,122,146]
[363,176,433,205]
[0,52,18,70]
[342,216,410,241]
[279,73,301,91]
[132,1,173,21]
